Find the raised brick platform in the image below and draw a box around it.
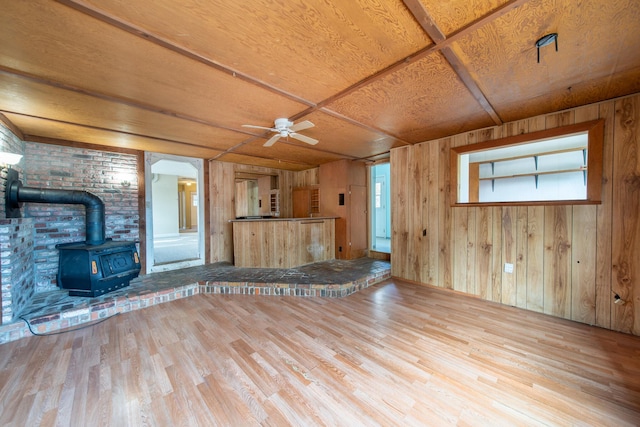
[0,258,391,345]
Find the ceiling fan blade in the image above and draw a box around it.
[290,132,319,145]
[289,120,314,132]
[242,124,275,131]
[263,134,281,147]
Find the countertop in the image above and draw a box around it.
[230,216,338,222]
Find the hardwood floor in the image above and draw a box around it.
[1,279,639,426]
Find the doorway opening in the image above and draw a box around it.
[370,162,390,253]
[145,153,205,273]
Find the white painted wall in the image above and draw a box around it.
[151,174,179,237]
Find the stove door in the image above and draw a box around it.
[100,249,137,276]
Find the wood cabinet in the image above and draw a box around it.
[319,159,367,260]
[292,186,319,218]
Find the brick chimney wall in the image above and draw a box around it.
[23,142,140,292]
[0,123,28,324]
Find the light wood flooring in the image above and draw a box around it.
[1,279,639,426]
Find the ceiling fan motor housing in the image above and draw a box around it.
[274,118,293,131]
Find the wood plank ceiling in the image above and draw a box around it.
[1,0,639,171]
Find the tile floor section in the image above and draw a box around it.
[0,258,391,344]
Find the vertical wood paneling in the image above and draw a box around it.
[595,102,615,329]
[612,96,640,334]
[543,206,572,318]
[491,206,503,303]
[501,206,516,306]
[526,206,545,313]
[425,140,439,284]
[515,206,528,308]
[408,145,422,282]
[390,93,640,335]
[476,207,492,300]
[466,204,477,296]
[438,138,452,289]
[572,104,601,325]
[390,147,408,278]
[292,168,319,187]
[210,160,235,263]
[452,134,468,293]
[571,205,597,324]
[417,143,430,284]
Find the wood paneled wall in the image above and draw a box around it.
[292,167,319,188]
[209,160,308,263]
[391,93,640,336]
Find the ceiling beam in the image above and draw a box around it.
[23,134,142,156]
[402,0,503,125]
[318,108,411,146]
[0,112,24,140]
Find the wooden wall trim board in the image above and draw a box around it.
[391,92,640,336]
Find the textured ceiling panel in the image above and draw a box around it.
[418,0,511,36]
[454,0,640,122]
[325,51,494,143]
[74,0,433,103]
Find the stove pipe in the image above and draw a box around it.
[5,169,106,245]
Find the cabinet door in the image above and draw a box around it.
[293,188,310,218]
[258,176,272,215]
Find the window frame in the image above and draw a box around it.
[450,119,604,206]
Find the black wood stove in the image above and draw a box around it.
[5,168,141,297]
[56,239,140,297]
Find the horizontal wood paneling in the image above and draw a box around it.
[391,93,640,335]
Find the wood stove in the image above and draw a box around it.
[5,168,141,297]
[57,240,140,297]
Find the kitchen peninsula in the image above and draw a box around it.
[231,217,336,268]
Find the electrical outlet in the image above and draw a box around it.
[504,263,514,273]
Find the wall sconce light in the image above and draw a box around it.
[0,152,23,167]
[117,172,134,188]
[536,33,558,63]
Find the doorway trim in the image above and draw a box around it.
[144,152,206,273]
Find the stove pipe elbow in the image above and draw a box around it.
[6,171,106,245]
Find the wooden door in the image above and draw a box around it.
[293,188,310,218]
[349,185,367,259]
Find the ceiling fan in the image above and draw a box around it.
[242,118,318,147]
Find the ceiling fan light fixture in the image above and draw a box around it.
[243,118,318,147]
[535,33,558,63]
